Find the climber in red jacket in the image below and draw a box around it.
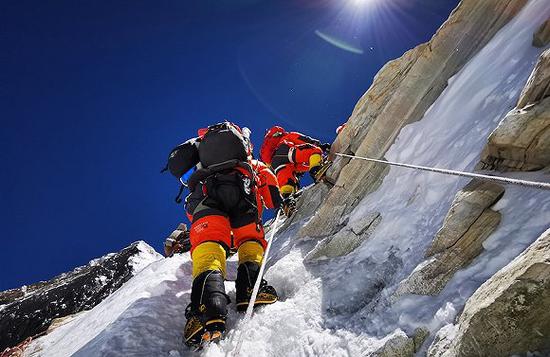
[163,122,282,348]
[260,126,331,206]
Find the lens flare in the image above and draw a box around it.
[351,0,373,7]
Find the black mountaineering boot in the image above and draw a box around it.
[183,270,229,349]
[235,262,278,312]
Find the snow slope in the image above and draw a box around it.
[25,1,550,356]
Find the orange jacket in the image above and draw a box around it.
[251,159,282,211]
[260,130,321,165]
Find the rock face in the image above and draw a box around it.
[533,19,550,48]
[304,212,381,262]
[517,49,550,109]
[479,49,550,171]
[373,330,414,357]
[396,180,504,296]
[517,50,550,108]
[370,328,429,357]
[428,228,550,357]
[301,0,528,238]
[0,241,159,350]
[284,183,331,229]
[479,97,550,171]
[426,180,504,257]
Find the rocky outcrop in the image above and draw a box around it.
[304,212,380,262]
[371,328,430,357]
[426,180,504,257]
[428,228,550,357]
[373,330,415,357]
[45,312,86,334]
[282,183,331,230]
[479,97,550,171]
[301,0,528,238]
[412,327,430,353]
[533,19,550,48]
[479,49,550,171]
[518,49,550,109]
[0,241,159,350]
[396,180,503,296]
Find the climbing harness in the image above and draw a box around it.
[334,153,550,191]
[231,210,283,357]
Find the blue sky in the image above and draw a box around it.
[0,0,459,290]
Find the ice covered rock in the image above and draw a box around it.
[533,19,550,48]
[396,180,503,296]
[304,212,381,261]
[478,96,550,171]
[372,330,414,357]
[479,49,550,171]
[0,241,161,350]
[323,249,402,317]
[46,311,86,334]
[370,328,429,357]
[304,0,528,238]
[397,209,500,296]
[426,180,504,257]
[428,228,550,357]
[518,49,550,109]
[412,327,430,353]
[427,324,457,357]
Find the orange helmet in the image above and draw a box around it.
[336,124,346,135]
[264,126,286,139]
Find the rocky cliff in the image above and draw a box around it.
[303,0,530,239]
[429,228,550,357]
[285,0,550,355]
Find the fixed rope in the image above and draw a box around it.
[334,153,550,191]
[231,210,283,357]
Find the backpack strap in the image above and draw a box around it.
[187,159,241,191]
[175,184,185,204]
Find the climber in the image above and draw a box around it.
[164,223,191,257]
[260,126,331,214]
[336,123,346,135]
[163,122,282,349]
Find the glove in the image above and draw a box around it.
[164,228,191,257]
[320,143,331,153]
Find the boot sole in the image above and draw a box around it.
[184,325,205,347]
[236,297,278,312]
[184,319,225,349]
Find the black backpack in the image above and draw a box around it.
[162,138,200,179]
[198,122,249,168]
[162,122,250,203]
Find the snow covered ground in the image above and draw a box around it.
[24,1,550,356]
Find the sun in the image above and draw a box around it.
[351,0,374,6]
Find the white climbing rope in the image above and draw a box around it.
[334,153,550,191]
[231,210,283,357]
